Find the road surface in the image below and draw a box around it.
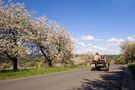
[0,65,134,90]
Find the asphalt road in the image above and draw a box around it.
[0,65,134,90]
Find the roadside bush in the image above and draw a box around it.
[128,64,135,83]
[114,55,125,64]
[120,41,135,64]
[71,53,93,66]
[0,63,12,70]
[25,62,39,69]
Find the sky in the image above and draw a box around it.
[11,0,135,55]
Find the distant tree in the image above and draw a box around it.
[114,55,125,64]
[0,1,30,70]
[120,41,135,63]
[79,52,94,66]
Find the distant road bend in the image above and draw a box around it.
[0,65,134,90]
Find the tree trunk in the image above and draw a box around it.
[39,46,53,67]
[4,52,18,70]
[12,57,18,70]
[47,59,53,67]
[43,54,53,67]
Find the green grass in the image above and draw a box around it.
[128,63,135,83]
[0,65,89,80]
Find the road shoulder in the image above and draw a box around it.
[122,66,135,90]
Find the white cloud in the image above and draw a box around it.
[71,37,79,42]
[77,41,109,52]
[74,44,114,54]
[81,45,111,55]
[72,36,122,54]
[78,42,93,47]
[107,37,123,42]
[127,36,135,41]
[92,45,108,51]
[86,48,93,51]
[79,42,87,47]
[96,39,102,41]
[107,37,124,46]
[80,35,95,41]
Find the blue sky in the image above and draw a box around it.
[12,0,135,54]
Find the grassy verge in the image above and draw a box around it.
[0,65,89,80]
[128,63,135,83]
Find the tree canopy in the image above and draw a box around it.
[0,1,73,70]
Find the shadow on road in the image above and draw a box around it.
[68,66,130,90]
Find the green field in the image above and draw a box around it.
[0,65,89,80]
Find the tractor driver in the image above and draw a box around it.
[94,52,101,62]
